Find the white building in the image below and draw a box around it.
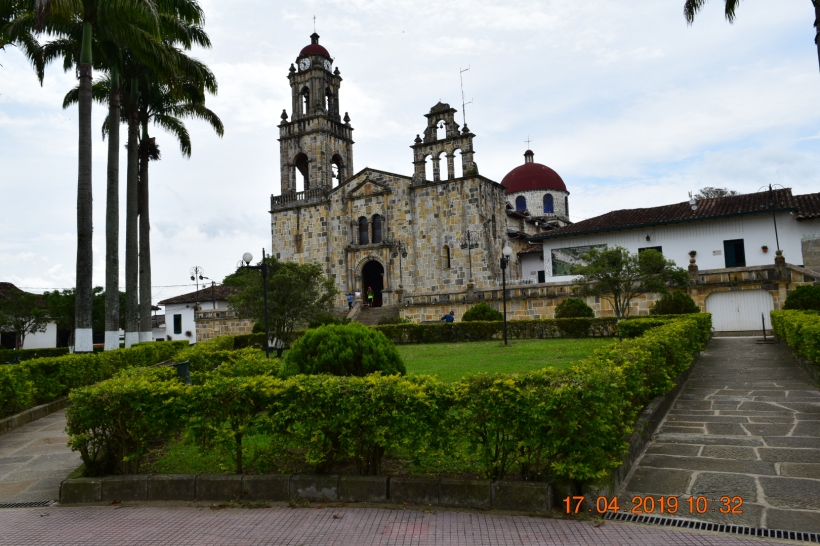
[0,282,59,350]
[157,285,232,344]
[525,189,820,283]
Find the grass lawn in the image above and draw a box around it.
[398,338,616,383]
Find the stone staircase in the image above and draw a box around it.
[354,306,399,326]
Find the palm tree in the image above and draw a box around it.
[135,72,223,339]
[684,0,820,72]
[29,0,158,352]
[0,0,44,78]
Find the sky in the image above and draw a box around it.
[1,0,819,304]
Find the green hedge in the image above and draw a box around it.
[620,314,712,344]
[65,315,710,480]
[771,310,820,364]
[0,341,188,419]
[0,347,70,363]
[374,317,619,344]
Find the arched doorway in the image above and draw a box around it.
[362,260,385,308]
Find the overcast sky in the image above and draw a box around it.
[1,0,818,304]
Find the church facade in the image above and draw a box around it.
[270,34,569,308]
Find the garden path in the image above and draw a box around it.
[0,409,79,504]
[620,337,820,533]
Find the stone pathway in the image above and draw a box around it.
[0,505,800,546]
[620,338,820,533]
[0,409,80,504]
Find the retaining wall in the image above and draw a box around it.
[0,398,68,436]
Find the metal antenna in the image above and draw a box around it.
[460,66,472,127]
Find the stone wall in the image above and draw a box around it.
[195,310,254,342]
[803,237,820,272]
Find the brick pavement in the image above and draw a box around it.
[0,504,803,545]
[620,338,820,533]
[0,409,80,503]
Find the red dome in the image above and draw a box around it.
[300,33,330,58]
[501,151,567,193]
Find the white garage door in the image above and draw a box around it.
[705,290,774,332]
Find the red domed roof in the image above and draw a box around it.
[501,151,567,193]
[300,33,330,58]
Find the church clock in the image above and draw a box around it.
[323,59,332,72]
[299,58,311,71]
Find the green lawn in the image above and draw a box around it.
[398,338,616,382]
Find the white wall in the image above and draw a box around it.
[520,253,545,282]
[541,212,809,282]
[161,300,228,344]
[22,322,57,349]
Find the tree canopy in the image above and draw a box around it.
[695,187,739,200]
[571,247,689,319]
[0,288,49,349]
[223,257,339,348]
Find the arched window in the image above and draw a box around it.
[442,245,451,269]
[453,149,464,178]
[565,196,569,217]
[515,196,527,211]
[424,154,434,181]
[325,87,331,112]
[372,214,382,244]
[358,217,369,245]
[543,194,554,214]
[331,154,344,187]
[301,87,310,116]
[436,120,446,140]
[294,153,309,192]
[438,152,449,181]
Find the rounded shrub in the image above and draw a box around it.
[783,285,820,311]
[554,298,595,318]
[462,302,503,322]
[282,322,406,377]
[650,291,700,315]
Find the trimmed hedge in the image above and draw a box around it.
[620,314,712,343]
[0,347,70,363]
[65,315,710,481]
[771,310,820,364]
[0,341,188,419]
[374,317,619,344]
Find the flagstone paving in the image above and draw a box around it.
[0,409,80,504]
[620,337,820,533]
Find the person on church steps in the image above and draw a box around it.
[347,292,354,310]
[441,310,455,323]
[366,287,374,308]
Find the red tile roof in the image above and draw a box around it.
[530,189,817,241]
[158,285,234,306]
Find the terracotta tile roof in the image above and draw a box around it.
[517,245,543,255]
[529,189,816,241]
[794,192,820,219]
[158,285,233,305]
[0,282,26,300]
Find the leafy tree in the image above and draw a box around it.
[282,323,405,377]
[223,256,338,349]
[554,298,595,318]
[462,302,503,322]
[44,287,126,344]
[0,288,49,349]
[694,186,739,200]
[684,0,820,73]
[783,285,820,311]
[571,247,689,319]
[650,290,700,315]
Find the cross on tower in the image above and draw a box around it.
[313,15,316,32]
[525,136,532,148]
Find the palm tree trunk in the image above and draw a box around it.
[815,0,820,72]
[125,81,140,348]
[75,22,94,353]
[138,127,153,343]
[104,71,121,351]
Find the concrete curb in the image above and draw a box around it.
[0,397,69,436]
[783,343,820,386]
[60,474,553,512]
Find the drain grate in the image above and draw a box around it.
[0,500,54,509]
[605,511,820,543]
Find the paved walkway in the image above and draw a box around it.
[0,504,803,545]
[620,338,820,533]
[0,409,80,504]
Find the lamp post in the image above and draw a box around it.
[500,244,513,346]
[189,266,208,309]
[241,249,271,359]
[391,240,408,289]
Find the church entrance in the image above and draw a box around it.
[362,260,384,308]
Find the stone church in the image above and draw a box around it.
[270,34,572,309]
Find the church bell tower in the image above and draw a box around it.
[278,33,354,194]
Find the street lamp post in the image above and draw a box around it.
[460,230,480,282]
[500,244,513,346]
[390,240,408,289]
[189,266,209,310]
[241,249,271,359]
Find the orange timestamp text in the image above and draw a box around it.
[564,495,744,515]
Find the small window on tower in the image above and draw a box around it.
[442,245,451,269]
[372,214,382,244]
[301,87,310,116]
[325,87,331,112]
[437,120,447,140]
[543,194,554,214]
[565,196,569,216]
[516,196,527,211]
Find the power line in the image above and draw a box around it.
[16,283,220,291]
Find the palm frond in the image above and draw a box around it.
[153,113,190,156]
